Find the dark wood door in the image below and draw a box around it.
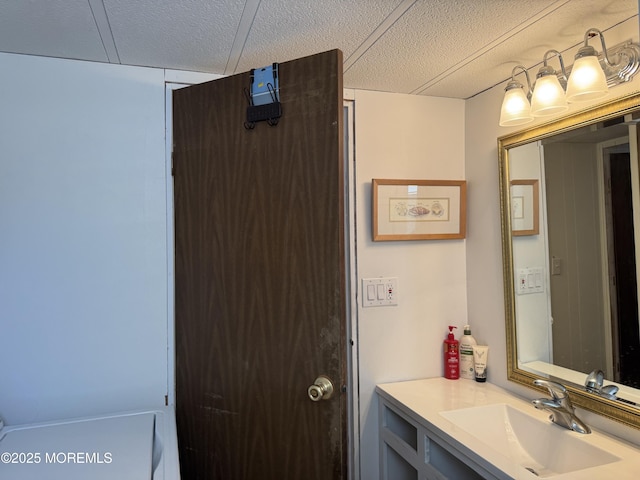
[172,50,347,479]
[609,152,640,387]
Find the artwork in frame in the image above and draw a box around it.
[372,179,467,241]
[510,179,539,236]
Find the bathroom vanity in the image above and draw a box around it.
[377,378,640,479]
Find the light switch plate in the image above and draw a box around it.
[516,267,544,295]
[362,277,398,307]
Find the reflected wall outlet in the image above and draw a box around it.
[362,277,398,307]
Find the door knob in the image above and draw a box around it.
[308,375,334,401]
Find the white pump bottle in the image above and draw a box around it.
[459,325,477,380]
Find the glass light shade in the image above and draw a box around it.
[530,74,568,116]
[499,87,533,126]
[566,55,608,102]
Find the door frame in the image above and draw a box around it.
[343,93,360,480]
[163,70,222,407]
[598,138,630,379]
[598,137,640,383]
[164,75,360,477]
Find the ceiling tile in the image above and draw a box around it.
[0,0,108,62]
[104,0,245,72]
[233,0,406,73]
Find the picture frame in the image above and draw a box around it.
[510,179,539,236]
[372,179,467,241]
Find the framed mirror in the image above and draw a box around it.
[499,91,640,429]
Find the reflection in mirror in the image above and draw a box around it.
[499,92,640,429]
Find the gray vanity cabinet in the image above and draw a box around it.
[378,395,505,480]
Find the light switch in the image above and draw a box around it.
[552,257,562,276]
[367,284,376,301]
[376,284,385,300]
[535,272,543,287]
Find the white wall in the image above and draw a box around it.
[509,142,551,364]
[351,90,467,479]
[465,17,640,444]
[0,53,169,423]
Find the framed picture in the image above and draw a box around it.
[372,179,467,241]
[510,179,539,236]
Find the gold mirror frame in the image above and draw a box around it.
[498,91,640,429]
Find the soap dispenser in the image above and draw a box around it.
[459,325,477,380]
[443,326,459,380]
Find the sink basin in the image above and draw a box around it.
[440,403,620,477]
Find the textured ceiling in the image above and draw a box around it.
[0,0,637,99]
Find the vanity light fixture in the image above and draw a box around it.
[499,27,640,127]
[499,65,534,127]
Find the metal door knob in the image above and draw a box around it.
[308,375,334,401]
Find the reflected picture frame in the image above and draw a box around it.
[510,179,539,236]
[372,179,466,241]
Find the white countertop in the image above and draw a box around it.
[376,377,640,480]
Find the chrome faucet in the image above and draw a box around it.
[585,369,619,400]
[532,379,591,434]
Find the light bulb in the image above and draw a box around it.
[566,55,608,102]
[499,87,533,126]
[530,74,568,116]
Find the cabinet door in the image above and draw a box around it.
[379,399,493,480]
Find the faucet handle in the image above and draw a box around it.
[534,379,567,401]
